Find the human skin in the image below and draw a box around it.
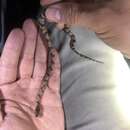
[42,0,130,58]
[0,19,64,130]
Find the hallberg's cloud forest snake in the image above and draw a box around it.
[35,1,103,117]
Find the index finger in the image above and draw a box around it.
[40,0,60,5]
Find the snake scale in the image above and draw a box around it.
[35,1,103,117]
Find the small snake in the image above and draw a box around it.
[35,1,103,117]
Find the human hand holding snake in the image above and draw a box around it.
[0,19,64,130]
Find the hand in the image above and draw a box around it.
[42,0,130,58]
[0,19,64,130]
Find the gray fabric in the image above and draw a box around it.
[51,26,130,130]
[125,58,130,68]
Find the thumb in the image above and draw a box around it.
[45,2,93,27]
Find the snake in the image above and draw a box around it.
[35,1,103,117]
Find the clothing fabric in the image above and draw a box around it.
[50,26,130,130]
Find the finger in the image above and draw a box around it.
[19,19,37,78]
[40,0,59,5]
[0,29,24,84]
[45,2,96,28]
[40,49,61,108]
[33,34,47,80]
[48,49,60,93]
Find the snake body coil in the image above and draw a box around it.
[35,1,103,117]
[35,7,54,117]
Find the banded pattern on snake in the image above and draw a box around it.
[35,1,103,117]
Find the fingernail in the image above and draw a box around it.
[46,8,61,22]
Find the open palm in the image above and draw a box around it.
[0,19,64,130]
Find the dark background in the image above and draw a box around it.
[5,0,40,37]
[0,0,40,52]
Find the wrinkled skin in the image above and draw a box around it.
[43,0,130,58]
[0,19,64,130]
